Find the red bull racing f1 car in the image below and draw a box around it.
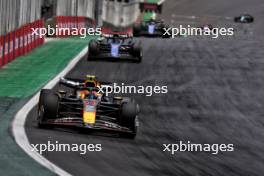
[37,75,140,138]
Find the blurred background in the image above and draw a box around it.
[0,0,141,36]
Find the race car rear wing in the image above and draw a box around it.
[59,77,112,89]
[102,33,132,39]
[101,27,133,37]
[139,0,165,13]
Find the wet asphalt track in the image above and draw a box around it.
[25,0,264,175]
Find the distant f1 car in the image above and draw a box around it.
[37,75,140,138]
[199,24,214,31]
[133,19,170,38]
[234,14,254,23]
[87,34,142,62]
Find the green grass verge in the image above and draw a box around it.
[0,36,96,98]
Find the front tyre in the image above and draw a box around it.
[37,89,58,128]
[88,40,98,60]
[120,102,139,138]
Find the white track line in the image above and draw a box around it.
[12,46,88,176]
[158,0,165,5]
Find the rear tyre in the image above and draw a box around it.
[132,44,142,63]
[38,89,58,128]
[88,40,98,60]
[133,24,141,36]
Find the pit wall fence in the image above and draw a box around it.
[0,19,44,68]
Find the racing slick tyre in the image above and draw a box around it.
[87,40,98,60]
[133,24,141,36]
[132,44,142,63]
[120,102,138,139]
[247,18,254,23]
[38,89,59,128]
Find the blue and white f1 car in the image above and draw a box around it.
[87,34,142,63]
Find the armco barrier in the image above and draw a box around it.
[0,19,44,68]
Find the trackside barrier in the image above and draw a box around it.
[4,34,9,65]
[0,36,3,66]
[55,16,94,37]
[8,32,13,62]
[0,19,44,68]
[14,29,20,58]
[11,31,16,61]
[18,26,23,56]
[37,19,45,46]
[22,25,26,54]
[28,23,32,53]
[101,27,133,36]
